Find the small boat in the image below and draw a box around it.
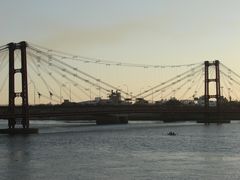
[167,131,176,136]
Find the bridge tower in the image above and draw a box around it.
[204,60,221,109]
[8,41,29,129]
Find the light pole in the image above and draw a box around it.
[117,86,122,92]
[89,87,92,100]
[130,92,133,100]
[60,84,65,104]
[161,90,165,100]
[228,88,231,101]
[61,82,72,103]
[123,84,129,98]
[85,88,92,101]
[28,80,36,105]
[220,86,223,97]
[172,89,176,99]
[38,92,41,104]
[147,85,154,103]
[96,79,101,97]
[140,87,145,98]
[69,83,72,102]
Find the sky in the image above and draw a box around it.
[1,0,240,103]
[1,0,240,65]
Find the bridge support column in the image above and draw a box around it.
[204,60,221,109]
[201,60,228,123]
[20,41,29,128]
[7,41,29,129]
[8,43,16,128]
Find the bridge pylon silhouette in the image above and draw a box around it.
[204,60,221,109]
[200,60,227,123]
[8,41,29,129]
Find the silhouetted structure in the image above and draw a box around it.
[204,60,221,109]
[0,41,235,129]
[8,42,29,129]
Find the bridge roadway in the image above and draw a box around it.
[0,104,240,121]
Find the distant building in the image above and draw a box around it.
[155,99,167,104]
[63,90,133,105]
[135,98,148,104]
[197,96,216,106]
[63,99,70,104]
[180,99,195,105]
[108,90,122,104]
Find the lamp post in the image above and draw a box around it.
[161,90,165,100]
[28,80,36,105]
[117,86,122,92]
[220,86,223,97]
[60,82,72,103]
[96,79,101,97]
[38,92,41,104]
[172,89,176,98]
[140,87,145,98]
[60,83,65,104]
[130,92,133,100]
[69,83,72,102]
[147,85,154,103]
[85,88,92,100]
[228,88,231,101]
[123,84,129,98]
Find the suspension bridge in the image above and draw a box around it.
[1,41,240,132]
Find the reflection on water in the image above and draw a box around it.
[0,120,240,179]
[4,136,32,180]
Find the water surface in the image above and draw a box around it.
[0,120,240,180]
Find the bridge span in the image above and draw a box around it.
[0,104,237,124]
[1,41,240,130]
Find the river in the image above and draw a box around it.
[0,120,240,180]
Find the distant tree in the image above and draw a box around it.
[163,98,182,106]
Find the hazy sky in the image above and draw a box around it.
[1,0,240,67]
[1,0,240,102]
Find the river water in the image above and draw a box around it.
[0,120,240,180]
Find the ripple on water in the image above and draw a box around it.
[0,121,240,179]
